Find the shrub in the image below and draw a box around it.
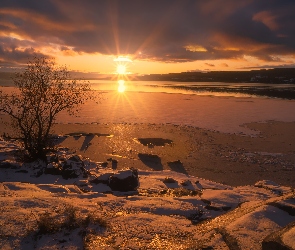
[35,205,108,237]
[0,57,94,160]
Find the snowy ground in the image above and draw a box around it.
[1,137,295,249]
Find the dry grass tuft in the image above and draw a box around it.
[35,205,108,237]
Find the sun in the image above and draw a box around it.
[117,64,126,75]
[114,56,132,75]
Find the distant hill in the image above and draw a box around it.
[0,72,15,80]
[1,68,295,84]
[137,68,295,84]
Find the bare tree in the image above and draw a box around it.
[0,57,93,160]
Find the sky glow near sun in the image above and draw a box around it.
[114,57,132,75]
[116,65,126,74]
[1,1,295,74]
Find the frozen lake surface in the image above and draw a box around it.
[59,89,295,135]
[1,80,295,134]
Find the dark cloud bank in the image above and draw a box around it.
[0,0,295,69]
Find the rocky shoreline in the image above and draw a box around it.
[0,136,295,249]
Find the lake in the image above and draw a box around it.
[89,80,295,99]
[1,80,295,134]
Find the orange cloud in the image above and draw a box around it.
[0,8,95,33]
[185,45,207,52]
[220,63,229,67]
[252,11,279,31]
[212,32,278,53]
[1,1,295,72]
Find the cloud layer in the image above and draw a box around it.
[0,0,295,69]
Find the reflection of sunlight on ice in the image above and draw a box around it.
[118,80,126,93]
[55,81,295,135]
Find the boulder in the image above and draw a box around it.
[67,155,83,162]
[44,163,62,175]
[109,169,139,192]
[111,159,118,169]
[97,162,108,168]
[61,163,81,179]
[44,154,90,179]
[46,153,58,163]
[90,173,114,184]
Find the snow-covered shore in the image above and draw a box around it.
[1,137,295,249]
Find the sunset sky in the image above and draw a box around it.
[0,0,295,75]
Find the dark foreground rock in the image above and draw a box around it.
[109,169,139,192]
[44,154,88,179]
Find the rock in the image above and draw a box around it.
[98,162,108,168]
[46,153,58,163]
[181,180,192,186]
[61,154,85,179]
[112,159,118,169]
[61,164,81,179]
[67,155,83,162]
[62,169,79,179]
[109,169,139,192]
[90,173,114,184]
[163,177,177,184]
[44,154,88,179]
[44,163,62,175]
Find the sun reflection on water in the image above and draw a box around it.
[118,79,126,93]
[114,56,132,93]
